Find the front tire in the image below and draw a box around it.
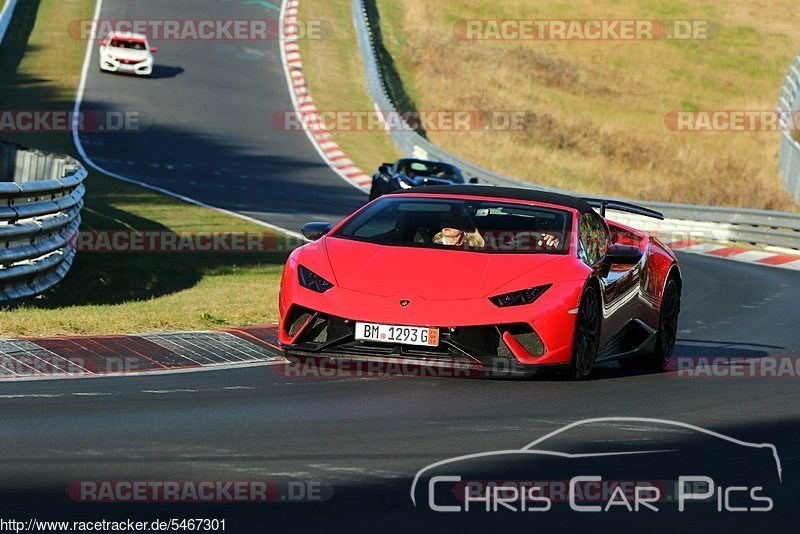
[569,284,601,380]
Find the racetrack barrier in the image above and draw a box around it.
[0,0,19,45]
[778,52,800,203]
[352,0,800,252]
[0,141,86,301]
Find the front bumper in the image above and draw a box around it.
[279,306,569,377]
[100,57,153,76]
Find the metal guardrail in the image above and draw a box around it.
[778,53,800,202]
[0,141,86,301]
[352,0,800,251]
[0,0,19,44]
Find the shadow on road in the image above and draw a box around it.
[149,64,184,79]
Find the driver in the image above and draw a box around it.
[433,213,485,248]
[434,227,485,248]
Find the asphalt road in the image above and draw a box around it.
[2,252,799,531]
[14,0,800,531]
[76,0,365,232]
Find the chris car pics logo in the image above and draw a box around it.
[411,417,781,514]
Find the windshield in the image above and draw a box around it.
[396,160,463,183]
[111,39,147,50]
[334,197,572,254]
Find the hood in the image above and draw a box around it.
[324,237,563,300]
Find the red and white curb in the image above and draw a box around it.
[665,240,800,271]
[280,0,372,193]
[0,326,285,381]
[607,213,800,271]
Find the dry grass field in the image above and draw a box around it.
[361,0,800,209]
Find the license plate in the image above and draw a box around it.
[355,322,440,347]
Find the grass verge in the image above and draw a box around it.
[0,0,287,337]
[298,0,401,173]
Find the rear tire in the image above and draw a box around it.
[620,273,680,371]
[569,284,601,380]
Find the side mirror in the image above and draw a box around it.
[469,177,479,184]
[301,221,333,241]
[150,46,158,53]
[604,244,642,265]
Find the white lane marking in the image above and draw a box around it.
[71,0,304,241]
[0,359,287,383]
[0,383,262,400]
[141,389,199,394]
[0,394,62,399]
[308,464,407,478]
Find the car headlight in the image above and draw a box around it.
[297,265,334,293]
[397,179,413,189]
[489,284,552,307]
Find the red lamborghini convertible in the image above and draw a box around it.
[278,186,681,379]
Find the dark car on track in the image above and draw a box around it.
[369,158,475,200]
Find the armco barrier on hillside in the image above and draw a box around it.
[0,141,86,301]
[779,52,800,202]
[352,0,800,251]
[0,0,19,44]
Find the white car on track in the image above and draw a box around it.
[98,32,156,76]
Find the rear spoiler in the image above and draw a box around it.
[584,199,664,221]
